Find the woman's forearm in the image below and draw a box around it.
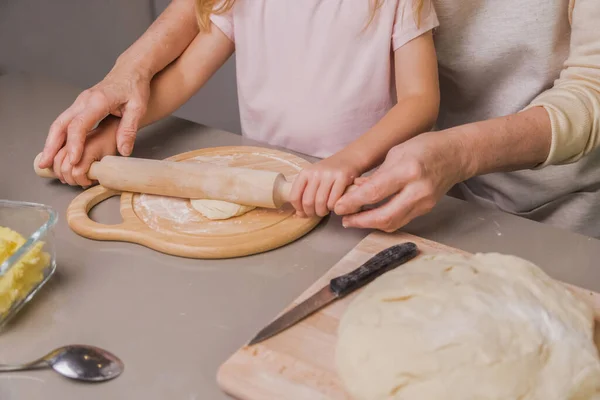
[451,106,552,181]
[113,0,199,80]
[140,26,235,128]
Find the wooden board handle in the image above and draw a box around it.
[66,186,132,241]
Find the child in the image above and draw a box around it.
[44,0,440,218]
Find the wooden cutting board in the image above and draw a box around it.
[65,146,322,259]
[217,231,600,399]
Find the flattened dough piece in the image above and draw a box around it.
[336,253,600,400]
[190,199,255,220]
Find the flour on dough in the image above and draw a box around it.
[190,199,255,220]
[335,253,600,400]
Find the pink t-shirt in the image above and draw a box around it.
[211,0,439,158]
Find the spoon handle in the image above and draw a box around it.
[0,359,48,372]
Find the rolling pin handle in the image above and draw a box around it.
[273,174,294,208]
[271,174,360,209]
[33,152,58,179]
[33,152,99,181]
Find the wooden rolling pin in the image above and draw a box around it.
[34,153,295,209]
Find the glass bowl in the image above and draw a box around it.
[0,200,57,329]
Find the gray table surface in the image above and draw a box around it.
[1,73,599,400]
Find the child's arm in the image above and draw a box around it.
[290,31,440,217]
[53,25,234,187]
[331,31,439,173]
[139,24,235,127]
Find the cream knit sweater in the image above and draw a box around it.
[434,0,600,237]
[527,0,600,166]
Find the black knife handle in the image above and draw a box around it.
[329,242,418,297]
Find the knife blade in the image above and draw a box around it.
[248,242,418,345]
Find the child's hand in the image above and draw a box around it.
[51,117,120,187]
[289,155,361,217]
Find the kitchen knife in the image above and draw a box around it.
[248,242,418,345]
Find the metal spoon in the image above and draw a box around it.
[0,345,124,382]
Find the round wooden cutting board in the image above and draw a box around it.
[65,146,323,259]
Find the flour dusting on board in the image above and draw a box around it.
[250,152,305,169]
[185,154,241,166]
[133,153,300,235]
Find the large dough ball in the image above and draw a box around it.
[190,199,255,220]
[335,253,600,400]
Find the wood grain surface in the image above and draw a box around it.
[66,146,323,259]
[217,231,600,399]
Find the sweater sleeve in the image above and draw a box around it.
[524,0,600,167]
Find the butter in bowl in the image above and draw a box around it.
[0,200,57,329]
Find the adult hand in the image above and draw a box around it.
[52,116,120,187]
[333,131,474,232]
[38,63,151,169]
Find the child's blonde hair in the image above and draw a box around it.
[195,0,425,32]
